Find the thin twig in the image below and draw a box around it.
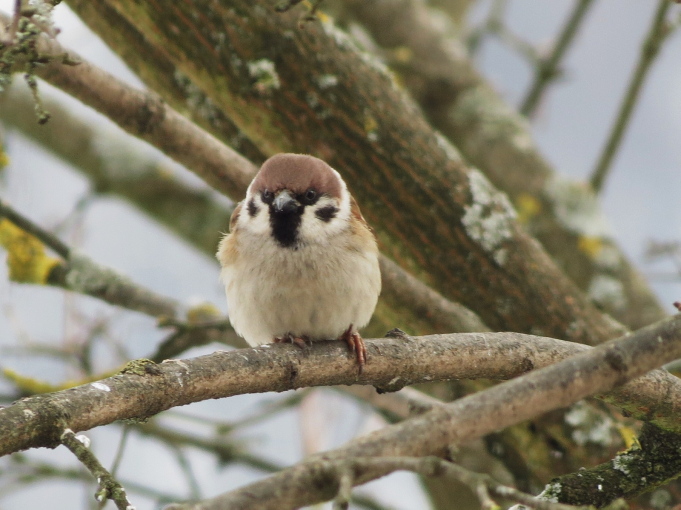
[0,454,183,503]
[0,199,70,257]
[4,0,22,45]
[61,429,135,510]
[0,198,182,318]
[172,445,202,500]
[101,426,131,509]
[109,426,130,477]
[520,0,596,116]
[589,0,675,193]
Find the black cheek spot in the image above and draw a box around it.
[315,206,338,222]
[247,198,259,217]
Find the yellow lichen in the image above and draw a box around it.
[186,302,222,324]
[393,46,413,63]
[578,235,603,259]
[515,193,541,224]
[309,3,329,23]
[0,219,61,283]
[616,424,640,450]
[0,148,9,169]
[2,367,118,394]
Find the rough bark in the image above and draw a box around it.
[338,0,666,329]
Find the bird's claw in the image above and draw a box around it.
[340,324,367,374]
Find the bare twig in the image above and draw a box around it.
[0,198,181,318]
[520,0,596,116]
[328,456,591,510]
[589,0,676,193]
[61,428,135,510]
[0,198,70,257]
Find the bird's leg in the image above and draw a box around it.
[340,324,367,373]
[274,333,310,349]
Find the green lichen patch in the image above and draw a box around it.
[120,359,160,376]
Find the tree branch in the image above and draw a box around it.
[519,0,596,116]
[589,0,676,193]
[0,198,181,318]
[339,0,665,329]
[541,422,681,507]
[323,456,592,510]
[3,316,681,458]
[61,428,134,510]
[0,9,257,199]
[0,83,233,258]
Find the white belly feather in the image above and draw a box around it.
[221,230,380,346]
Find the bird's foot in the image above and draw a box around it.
[340,324,367,373]
[274,333,310,349]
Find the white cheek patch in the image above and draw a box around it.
[239,194,271,236]
[299,193,350,242]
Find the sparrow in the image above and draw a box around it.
[217,153,381,371]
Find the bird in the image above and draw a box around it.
[217,153,381,371]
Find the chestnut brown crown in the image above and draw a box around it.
[249,153,343,198]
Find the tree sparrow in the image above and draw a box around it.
[217,153,381,371]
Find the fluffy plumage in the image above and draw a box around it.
[217,153,381,369]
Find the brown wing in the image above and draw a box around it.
[229,201,243,232]
[216,201,243,266]
[349,195,375,236]
[349,195,379,256]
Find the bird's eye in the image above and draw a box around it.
[303,189,318,204]
[261,190,274,204]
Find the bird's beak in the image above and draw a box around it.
[273,190,299,214]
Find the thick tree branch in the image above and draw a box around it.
[3,316,681,459]
[542,422,681,507]
[339,0,665,329]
